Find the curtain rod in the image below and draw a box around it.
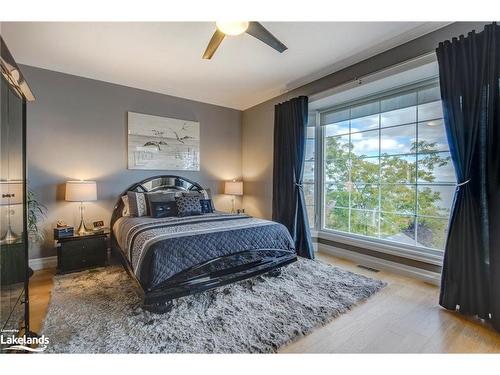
[307,51,437,104]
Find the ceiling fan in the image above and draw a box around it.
[202,21,288,59]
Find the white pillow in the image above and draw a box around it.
[121,195,130,217]
[127,191,148,217]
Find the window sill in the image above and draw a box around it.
[317,229,444,266]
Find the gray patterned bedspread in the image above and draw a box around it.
[113,213,295,289]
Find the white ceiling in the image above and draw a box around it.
[1,22,449,110]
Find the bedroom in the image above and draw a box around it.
[1,0,499,372]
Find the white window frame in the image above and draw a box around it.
[304,120,317,229]
[310,54,452,265]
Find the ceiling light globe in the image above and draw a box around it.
[216,21,249,36]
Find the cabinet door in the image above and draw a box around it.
[59,237,106,272]
[83,237,107,264]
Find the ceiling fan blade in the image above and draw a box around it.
[246,22,288,53]
[202,29,225,59]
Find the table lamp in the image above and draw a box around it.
[0,181,23,244]
[65,180,97,235]
[224,180,243,213]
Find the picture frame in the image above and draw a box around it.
[127,112,200,171]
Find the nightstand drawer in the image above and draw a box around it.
[57,236,107,273]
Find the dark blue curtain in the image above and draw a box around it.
[272,96,314,259]
[437,23,500,331]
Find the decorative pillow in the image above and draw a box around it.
[121,195,130,217]
[200,189,211,199]
[175,195,202,217]
[181,191,203,198]
[200,199,215,214]
[181,189,211,199]
[150,201,178,218]
[146,191,176,216]
[127,192,148,217]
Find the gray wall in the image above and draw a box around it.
[22,65,242,259]
[241,22,489,220]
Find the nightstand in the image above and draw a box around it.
[56,231,109,274]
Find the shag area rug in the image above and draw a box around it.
[41,258,385,353]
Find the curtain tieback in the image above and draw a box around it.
[457,179,471,187]
[295,182,303,189]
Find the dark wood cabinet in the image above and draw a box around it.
[0,36,35,341]
[57,233,109,274]
[0,243,26,285]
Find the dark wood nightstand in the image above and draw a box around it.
[56,230,109,274]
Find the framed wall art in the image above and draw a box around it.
[127,112,200,171]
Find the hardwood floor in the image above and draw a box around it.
[29,267,55,335]
[28,251,500,353]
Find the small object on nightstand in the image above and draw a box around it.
[56,220,68,228]
[93,220,104,229]
[56,230,109,274]
[92,220,106,233]
[53,226,74,239]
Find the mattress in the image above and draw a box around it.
[113,213,295,289]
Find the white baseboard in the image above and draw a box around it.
[311,231,319,252]
[29,256,57,270]
[312,241,319,252]
[319,243,441,286]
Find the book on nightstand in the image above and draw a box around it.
[53,226,74,239]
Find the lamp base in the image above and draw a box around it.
[76,218,91,236]
[231,195,236,214]
[0,225,20,245]
[76,202,91,235]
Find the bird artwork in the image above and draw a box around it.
[152,129,165,137]
[171,129,194,144]
[128,112,200,171]
[143,140,169,151]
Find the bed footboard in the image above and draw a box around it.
[142,249,296,310]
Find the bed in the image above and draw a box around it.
[110,175,297,313]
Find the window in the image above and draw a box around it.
[320,81,455,251]
[304,115,316,228]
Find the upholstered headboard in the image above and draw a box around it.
[109,175,206,232]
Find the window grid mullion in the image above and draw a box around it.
[414,96,419,247]
[347,107,352,233]
[377,101,382,239]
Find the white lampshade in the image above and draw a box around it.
[224,181,243,196]
[0,181,23,206]
[65,181,97,202]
